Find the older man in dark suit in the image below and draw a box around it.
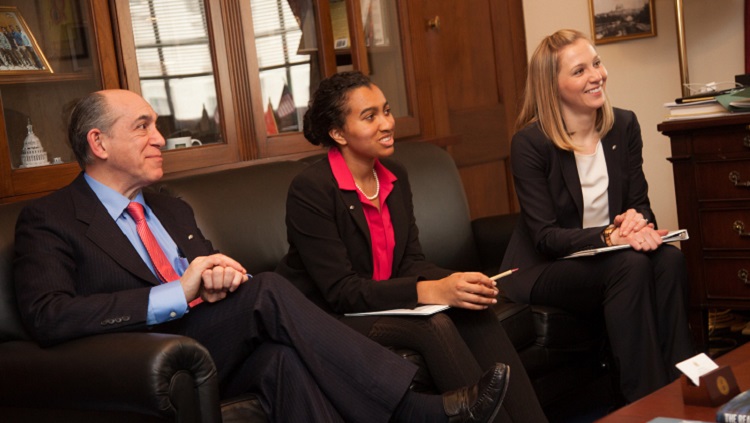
[13,89,508,422]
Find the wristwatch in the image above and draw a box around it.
[602,224,616,246]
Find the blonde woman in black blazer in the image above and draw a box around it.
[500,29,694,403]
[277,71,547,423]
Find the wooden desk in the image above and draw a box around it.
[596,343,750,422]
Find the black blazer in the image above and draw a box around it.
[14,173,215,346]
[500,108,656,303]
[277,156,450,319]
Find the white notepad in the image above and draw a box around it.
[345,304,449,317]
[563,229,689,259]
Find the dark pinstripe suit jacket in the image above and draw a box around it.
[500,108,657,303]
[14,173,215,347]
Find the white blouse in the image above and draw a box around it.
[574,140,610,228]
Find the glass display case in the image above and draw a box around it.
[0,0,118,200]
[249,0,418,144]
[330,0,409,118]
[2,1,98,169]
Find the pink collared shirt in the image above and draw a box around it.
[328,147,397,281]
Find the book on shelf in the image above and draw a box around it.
[663,87,750,120]
[330,1,350,49]
[329,0,389,50]
[664,99,728,115]
[716,389,750,423]
[663,99,733,120]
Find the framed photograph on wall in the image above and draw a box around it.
[589,0,656,45]
[0,7,52,74]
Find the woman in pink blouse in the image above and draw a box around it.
[277,71,546,423]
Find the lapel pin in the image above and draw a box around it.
[349,205,355,210]
[188,234,194,240]
[612,145,617,150]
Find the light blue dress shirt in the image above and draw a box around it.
[84,173,188,325]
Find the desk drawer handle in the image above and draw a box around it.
[745,134,750,148]
[729,170,750,188]
[740,269,749,284]
[729,171,750,188]
[733,220,750,237]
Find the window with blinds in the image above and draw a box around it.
[128,0,221,147]
[250,0,314,135]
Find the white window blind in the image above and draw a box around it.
[129,0,213,79]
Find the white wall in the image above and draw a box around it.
[521,0,745,231]
[684,0,744,89]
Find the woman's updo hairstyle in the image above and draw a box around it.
[303,71,372,147]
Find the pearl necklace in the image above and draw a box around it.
[355,169,379,200]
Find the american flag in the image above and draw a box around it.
[276,84,296,118]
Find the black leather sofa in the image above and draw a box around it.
[0,141,608,421]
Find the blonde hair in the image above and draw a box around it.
[516,29,614,151]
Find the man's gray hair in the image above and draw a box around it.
[67,92,117,169]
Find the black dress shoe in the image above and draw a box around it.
[442,363,510,423]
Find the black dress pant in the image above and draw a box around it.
[226,342,346,421]
[345,308,549,423]
[530,245,695,402]
[160,272,417,422]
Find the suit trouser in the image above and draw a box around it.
[530,245,695,402]
[226,342,346,422]
[161,272,417,422]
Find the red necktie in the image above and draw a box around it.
[126,202,202,307]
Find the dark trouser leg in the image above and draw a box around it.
[531,251,673,402]
[649,245,695,379]
[448,308,548,423]
[224,342,345,422]
[357,310,548,423]
[364,313,482,392]
[174,272,417,423]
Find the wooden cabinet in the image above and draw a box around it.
[0,0,527,218]
[0,1,119,203]
[658,115,750,351]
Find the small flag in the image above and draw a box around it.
[276,84,296,118]
[265,98,279,135]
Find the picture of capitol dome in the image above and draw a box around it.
[19,119,49,168]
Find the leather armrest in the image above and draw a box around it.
[493,301,536,351]
[471,213,519,275]
[530,305,604,349]
[389,347,436,394]
[0,333,221,423]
